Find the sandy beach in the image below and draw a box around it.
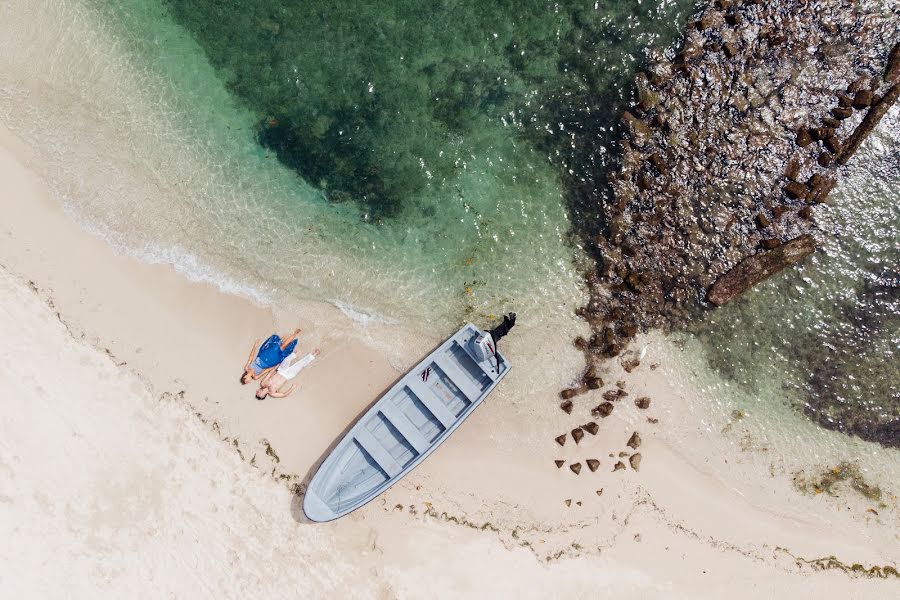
[2,0,899,595]
[2,122,898,597]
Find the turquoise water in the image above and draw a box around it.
[83,0,695,325]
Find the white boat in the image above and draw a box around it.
[303,323,511,522]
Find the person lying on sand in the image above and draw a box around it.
[241,328,302,384]
[255,349,320,399]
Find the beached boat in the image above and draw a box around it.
[303,323,511,522]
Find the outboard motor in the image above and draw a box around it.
[471,333,496,363]
[472,312,517,371]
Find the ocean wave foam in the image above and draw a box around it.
[59,200,273,306]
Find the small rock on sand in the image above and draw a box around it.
[555,434,567,447]
[560,400,573,414]
[613,461,626,472]
[593,402,615,418]
[586,376,603,390]
[603,389,627,402]
[627,432,642,449]
[565,499,572,507]
[587,459,601,472]
[560,388,577,400]
[571,428,585,444]
[647,417,659,424]
[596,489,603,496]
[635,396,651,409]
[621,357,640,372]
[583,422,599,435]
[555,460,565,468]
[570,462,582,475]
[630,453,643,471]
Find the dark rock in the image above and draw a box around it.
[627,432,642,449]
[596,489,603,496]
[629,453,643,471]
[808,173,827,189]
[573,336,588,350]
[621,356,641,372]
[555,460,565,468]
[723,42,737,58]
[798,206,813,219]
[772,205,789,219]
[852,90,874,108]
[808,176,836,204]
[810,127,834,141]
[571,428,585,444]
[583,421,599,435]
[623,111,652,146]
[761,238,781,250]
[613,461,626,472]
[886,42,900,83]
[603,389,628,402]
[560,388,578,400]
[635,396,651,409]
[587,459,601,472]
[836,92,854,108]
[831,106,853,120]
[839,82,900,165]
[756,213,771,228]
[647,417,659,424]
[847,76,869,93]
[818,152,834,167]
[725,12,741,26]
[648,153,669,175]
[822,117,840,128]
[795,128,813,147]
[593,402,615,418]
[560,400,574,414]
[824,136,842,154]
[783,181,809,200]
[564,499,572,507]
[555,434,567,447]
[784,158,800,180]
[694,15,715,31]
[570,462,582,475]
[586,377,603,390]
[708,235,817,306]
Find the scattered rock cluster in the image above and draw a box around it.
[554,372,652,502]
[568,0,899,384]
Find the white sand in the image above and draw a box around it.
[2,123,899,598]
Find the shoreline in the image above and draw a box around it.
[2,125,899,594]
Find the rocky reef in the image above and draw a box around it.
[570,0,899,369]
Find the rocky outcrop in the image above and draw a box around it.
[569,0,898,382]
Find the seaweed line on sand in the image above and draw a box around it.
[774,547,900,579]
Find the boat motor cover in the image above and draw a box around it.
[471,333,495,362]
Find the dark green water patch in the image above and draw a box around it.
[161,0,694,218]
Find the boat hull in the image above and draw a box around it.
[303,323,510,522]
